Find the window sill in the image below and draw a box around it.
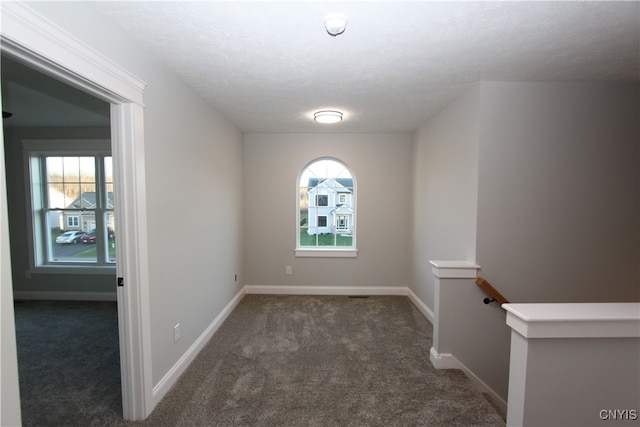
[29,265,116,275]
[295,248,358,258]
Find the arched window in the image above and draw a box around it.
[296,158,357,257]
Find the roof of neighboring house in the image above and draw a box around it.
[67,192,114,209]
[307,178,353,190]
[331,205,354,215]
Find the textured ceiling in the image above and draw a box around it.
[91,1,638,133]
[16,1,640,133]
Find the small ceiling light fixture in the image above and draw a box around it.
[324,13,347,37]
[314,110,343,124]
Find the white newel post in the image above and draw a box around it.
[503,303,640,427]
[428,260,480,369]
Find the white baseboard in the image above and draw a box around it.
[244,285,435,325]
[151,287,246,407]
[13,291,116,301]
[430,347,507,414]
[244,285,408,296]
[430,346,463,369]
[406,288,435,324]
[150,285,506,416]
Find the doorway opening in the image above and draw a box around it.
[2,55,123,424]
[1,6,152,421]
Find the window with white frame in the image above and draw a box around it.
[297,158,356,256]
[66,215,80,228]
[25,140,115,269]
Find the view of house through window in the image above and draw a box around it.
[298,158,355,248]
[28,148,115,267]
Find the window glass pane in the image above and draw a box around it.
[105,211,116,263]
[318,233,336,246]
[79,184,97,208]
[64,183,82,208]
[47,184,67,209]
[33,152,114,268]
[62,156,79,180]
[336,235,353,246]
[46,156,97,208]
[298,158,354,249]
[49,210,97,263]
[105,157,114,208]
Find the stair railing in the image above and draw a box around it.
[475,277,510,306]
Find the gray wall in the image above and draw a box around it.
[477,82,639,303]
[4,127,114,296]
[243,133,413,288]
[19,2,245,387]
[411,85,480,308]
[476,81,639,399]
[412,81,640,402]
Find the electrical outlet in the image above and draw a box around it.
[286,266,292,275]
[174,323,181,343]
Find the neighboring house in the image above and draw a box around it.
[307,178,354,235]
[62,192,114,232]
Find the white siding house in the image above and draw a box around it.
[307,178,354,235]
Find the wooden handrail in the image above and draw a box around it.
[475,277,510,305]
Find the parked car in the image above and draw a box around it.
[56,230,86,244]
[80,229,97,243]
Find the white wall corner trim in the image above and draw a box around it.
[152,287,247,406]
[429,347,507,413]
[429,260,480,279]
[0,1,147,105]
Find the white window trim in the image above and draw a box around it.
[66,215,80,228]
[23,139,115,273]
[295,248,358,258]
[296,157,357,257]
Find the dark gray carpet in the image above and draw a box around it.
[14,296,505,426]
[138,295,505,426]
[14,300,122,427]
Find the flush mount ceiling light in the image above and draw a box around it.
[314,110,343,124]
[324,13,347,36]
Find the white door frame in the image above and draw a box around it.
[1,2,153,421]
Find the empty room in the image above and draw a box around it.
[1,2,638,426]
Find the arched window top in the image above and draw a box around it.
[296,158,357,257]
[299,157,354,185]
